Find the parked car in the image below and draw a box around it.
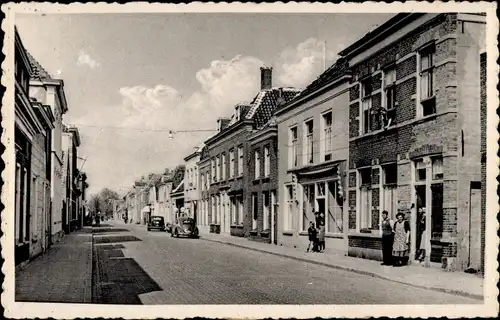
[147,216,167,231]
[171,217,199,238]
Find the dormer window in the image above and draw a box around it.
[235,106,240,122]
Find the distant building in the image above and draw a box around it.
[184,144,204,225]
[61,124,81,233]
[170,165,186,223]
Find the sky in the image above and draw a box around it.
[16,12,395,196]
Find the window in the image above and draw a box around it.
[289,127,298,168]
[285,185,294,231]
[216,156,221,181]
[420,44,436,116]
[230,196,236,224]
[304,120,314,164]
[211,196,216,223]
[229,149,235,178]
[264,146,270,177]
[221,153,226,181]
[322,112,333,161]
[302,184,314,231]
[359,168,372,230]
[361,78,373,134]
[194,168,198,189]
[252,193,258,229]
[237,146,243,176]
[327,180,343,233]
[237,195,244,224]
[263,192,270,230]
[382,163,398,222]
[15,127,31,244]
[200,174,204,191]
[383,67,397,126]
[211,159,216,183]
[254,150,260,179]
[432,157,443,180]
[415,159,427,182]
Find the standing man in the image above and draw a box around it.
[381,210,394,265]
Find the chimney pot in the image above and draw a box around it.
[260,66,273,90]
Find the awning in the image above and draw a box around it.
[141,206,150,213]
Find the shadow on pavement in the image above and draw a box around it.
[93,235,142,244]
[93,242,162,304]
[92,228,130,233]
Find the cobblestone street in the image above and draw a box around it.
[90,222,480,305]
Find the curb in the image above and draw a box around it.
[201,237,483,301]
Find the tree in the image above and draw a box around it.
[99,188,120,218]
[88,194,102,215]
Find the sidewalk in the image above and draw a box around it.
[15,228,93,303]
[199,231,484,300]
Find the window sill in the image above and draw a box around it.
[348,231,382,238]
[282,230,294,236]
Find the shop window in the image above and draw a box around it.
[252,193,258,229]
[359,168,372,230]
[284,185,294,230]
[327,180,343,233]
[263,191,270,230]
[322,112,333,161]
[382,163,398,221]
[304,120,314,164]
[289,126,298,168]
[302,184,315,231]
[383,67,397,127]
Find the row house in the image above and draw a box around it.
[247,117,279,243]
[157,174,174,222]
[27,43,69,244]
[184,144,203,226]
[61,124,81,233]
[203,66,300,237]
[341,13,485,271]
[198,145,212,234]
[169,165,186,224]
[275,60,351,253]
[14,27,56,266]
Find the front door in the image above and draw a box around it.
[272,191,277,245]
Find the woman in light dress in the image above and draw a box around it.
[392,212,410,267]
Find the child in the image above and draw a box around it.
[307,222,318,252]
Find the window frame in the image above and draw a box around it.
[237,146,244,177]
[264,145,270,177]
[321,111,333,161]
[419,43,436,116]
[254,149,261,179]
[289,126,298,168]
[303,119,314,164]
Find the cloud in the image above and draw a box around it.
[77,50,100,69]
[277,37,341,88]
[76,38,339,194]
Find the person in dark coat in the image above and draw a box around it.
[380,210,394,265]
[306,222,317,252]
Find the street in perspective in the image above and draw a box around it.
[8,3,497,316]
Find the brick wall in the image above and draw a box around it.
[480,52,486,275]
[347,14,461,258]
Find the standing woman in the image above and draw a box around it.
[392,212,410,267]
[318,211,326,252]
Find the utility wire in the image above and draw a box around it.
[67,123,217,133]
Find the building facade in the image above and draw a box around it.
[343,13,485,271]
[204,67,300,238]
[169,165,186,224]
[275,60,351,253]
[61,124,81,233]
[157,175,174,222]
[14,28,56,265]
[247,118,279,244]
[28,51,69,243]
[184,145,203,224]
[198,145,212,234]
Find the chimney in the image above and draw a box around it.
[260,66,273,90]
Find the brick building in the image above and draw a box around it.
[275,60,351,253]
[342,13,485,271]
[14,28,56,265]
[479,52,486,276]
[247,117,279,244]
[204,67,300,237]
[184,144,203,224]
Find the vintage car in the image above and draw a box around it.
[147,216,167,231]
[171,217,199,238]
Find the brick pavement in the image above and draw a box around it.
[198,230,484,300]
[15,228,93,303]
